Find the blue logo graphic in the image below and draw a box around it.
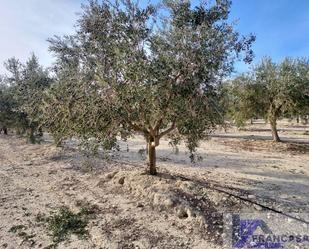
[232,215,283,248]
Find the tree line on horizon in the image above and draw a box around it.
[0,0,308,174]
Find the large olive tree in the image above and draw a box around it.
[43,0,254,174]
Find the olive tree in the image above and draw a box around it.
[223,75,263,127]
[44,0,254,174]
[288,58,309,123]
[229,57,308,142]
[3,55,51,143]
[0,78,14,134]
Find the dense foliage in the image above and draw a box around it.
[41,0,254,174]
[0,55,51,143]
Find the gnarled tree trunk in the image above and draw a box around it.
[270,118,280,142]
[268,104,281,142]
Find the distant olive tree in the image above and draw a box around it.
[223,75,263,127]
[43,0,254,174]
[0,79,14,134]
[287,58,309,124]
[228,57,309,142]
[2,54,52,143]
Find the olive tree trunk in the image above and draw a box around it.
[147,137,157,175]
[1,127,8,135]
[270,119,280,142]
[28,127,36,144]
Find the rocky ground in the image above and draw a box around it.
[0,120,308,248]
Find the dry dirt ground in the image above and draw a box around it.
[0,120,308,249]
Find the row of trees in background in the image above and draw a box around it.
[225,57,309,142]
[0,55,51,143]
[0,0,308,174]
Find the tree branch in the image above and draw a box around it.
[154,118,163,132]
[159,120,176,138]
[126,119,148,135]
[122,101,149,135]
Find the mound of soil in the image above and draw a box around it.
[97,169,255,244]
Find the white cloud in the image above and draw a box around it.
[0,0,83,74]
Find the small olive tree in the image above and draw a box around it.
[43,0,254,174]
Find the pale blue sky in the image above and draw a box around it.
[0,0,308,74]
[0,0,81,73]
[230,0,309,73]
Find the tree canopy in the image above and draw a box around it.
[41,0,255,174]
